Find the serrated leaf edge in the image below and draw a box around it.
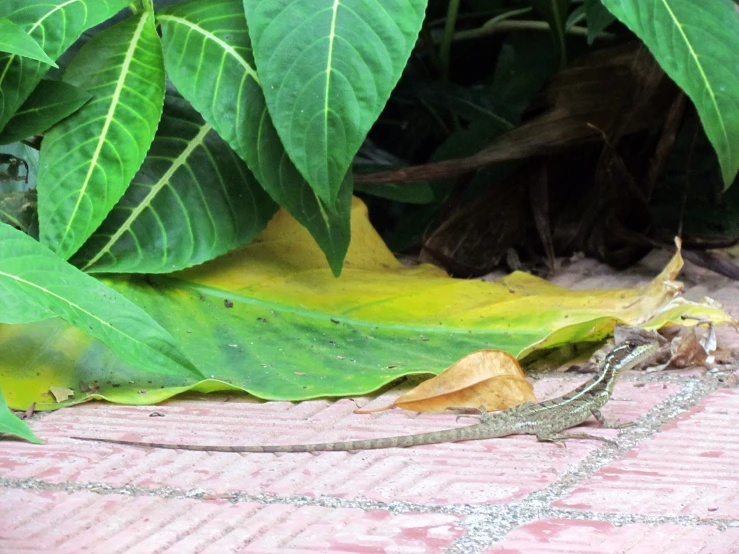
[81,122,213,270]
[157,14,259,82]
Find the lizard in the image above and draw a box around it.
[71,336,659,453]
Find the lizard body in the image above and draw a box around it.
[71,337,658,453]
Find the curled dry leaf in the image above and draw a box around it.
[646,324,715,373]
[355,350,536,414]
[669,327,709,368]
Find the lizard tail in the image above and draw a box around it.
[71,424,494,453]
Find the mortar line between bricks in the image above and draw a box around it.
[0,476,452,514]
[446,374,729,554]
[2,475,735,531]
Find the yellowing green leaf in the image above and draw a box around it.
[0,199,734,410]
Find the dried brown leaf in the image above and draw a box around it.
[357,350,535,414]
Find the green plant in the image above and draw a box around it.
[0,0,427,276]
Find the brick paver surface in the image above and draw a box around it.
[483,519,739,554]
[556,389,739,518]
[1,251,738,553]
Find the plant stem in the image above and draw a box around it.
[419,24,443,77]
[439,0,461,82]
[451,20,614,43]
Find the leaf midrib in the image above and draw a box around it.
[322,0,341,161]
[158,14,259,82]
[658,0,728,149]
[82,122,214,270]
[60,12,150,248]
[0,268,159,352]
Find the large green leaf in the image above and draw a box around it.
[158,0,350,275]
[0,0,129,133]
[243,0,427,208]
[0,386,41,444]
[0,80,92,145]
[37,11,165,259]
[72,96,278,273]
[0,222,200,377]
[601,0,739,189]
[0,200,733,410]
[0,17,57,66]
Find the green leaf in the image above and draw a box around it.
[243,0,427,208]
[601,0,739,189]
[242,97,354,276]
[0,0,130,133]
[0,221,200,377]
[530,0,571,66]
[0,80,92,145]
[0,385,42,444]
[158,0,351,275]
[72,96,278,273]
[583,0,616,44]
[37,11,165,259]
[0,17,57,67]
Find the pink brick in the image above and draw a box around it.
[557,389,739,517]
[0,489,464,553]
[0,381,677,506]
[485,519,739,553]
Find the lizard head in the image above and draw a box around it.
[610,335,659,374]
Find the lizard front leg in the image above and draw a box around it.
[591,408,635,429]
